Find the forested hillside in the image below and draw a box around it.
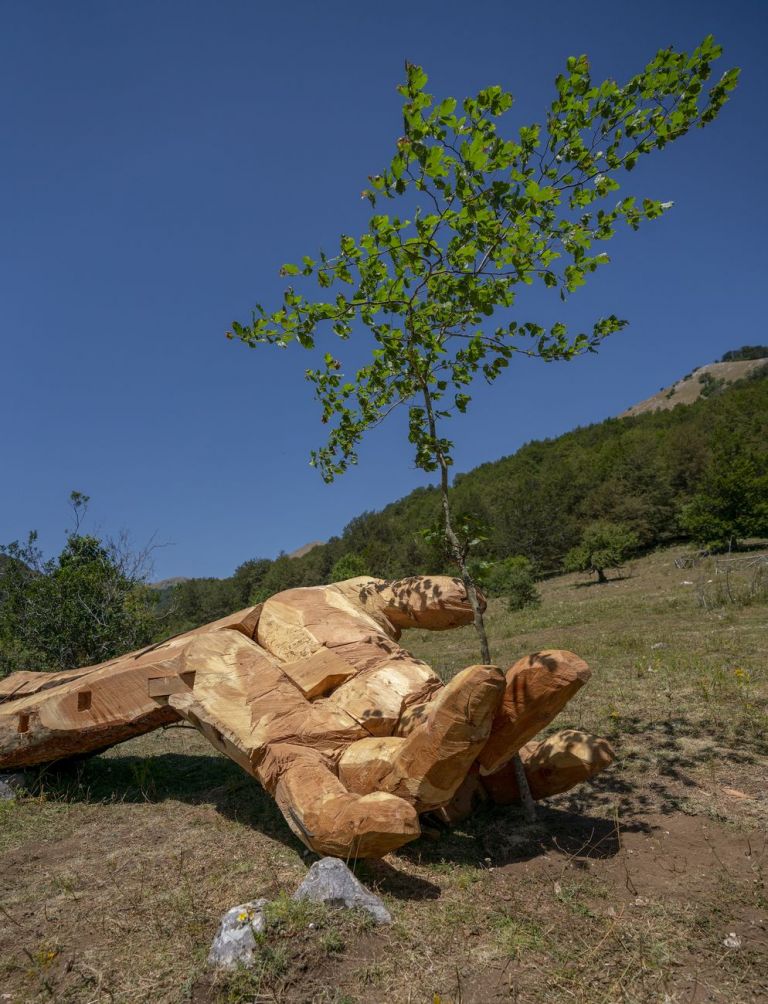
[157,364,768,633]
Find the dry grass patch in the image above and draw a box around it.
[1,545,766,1002]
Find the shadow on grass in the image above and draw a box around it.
[572,574,631,589]
[608,713,766,760]
[398,800,650,873]
[28,749,301,850]
[356,858,442,900]
[25,747,640,884]
[27,713,750,889]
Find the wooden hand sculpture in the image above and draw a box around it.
[0,576,614,857]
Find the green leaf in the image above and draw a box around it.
[407,64,428,92]
[230,39,736,512]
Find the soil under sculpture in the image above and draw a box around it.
[0,575,614,857]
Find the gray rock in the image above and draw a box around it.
[0,772,26,801]
[207,899,268,969]
[292,857,391,925]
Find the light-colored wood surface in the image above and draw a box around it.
[481,729,616,803]
[478,650,592,772]
[0,578,614,857]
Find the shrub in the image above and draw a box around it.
[329,553,368,582]
[481,556,540,611]
[564,522,639,583]
[0,495,157,675]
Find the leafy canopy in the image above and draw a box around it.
[680,438,768,551]
[231,39,738,483]
[564,521,639,580]
[0,494,157,675]
[720,345,768,363]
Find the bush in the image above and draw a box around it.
[329,553,368,582]
[0,494,157,675]
[564,522,639,583]
[695,555,768,609]
[698,371,725,398]
[479,556,540,611]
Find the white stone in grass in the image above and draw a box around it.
[293,857,391,925]
[0,772,26,800]
[208,899,268,969]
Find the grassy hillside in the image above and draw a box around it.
[158,363,768,634]
[2,544,766,1003]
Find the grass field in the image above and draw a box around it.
[1,545,766,1003]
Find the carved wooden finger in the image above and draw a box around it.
[480,729,615,803]
[478,650,592,773]
[273,750,420,858]
[359,575,481,631]
[338,664,505,812]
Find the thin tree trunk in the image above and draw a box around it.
[420,382,536,823]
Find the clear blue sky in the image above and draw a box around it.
[2,1,765,579]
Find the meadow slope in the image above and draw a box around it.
[1,545,766,1003]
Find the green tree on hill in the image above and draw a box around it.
[231,558,272,606]
[720,346,768,362]
[564,521,639,583]
[329,552,368,581]
[479,555,540,611]
[0,493,157,676]
[231,39,738,669]
[680,439,768,551]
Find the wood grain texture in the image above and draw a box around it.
[0,578,613,858]
[480,729,616,803]
[478,650,592,773]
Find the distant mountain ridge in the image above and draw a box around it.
[620,357,767,418]
[287,541,324,560]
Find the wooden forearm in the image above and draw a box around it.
[0,605,263,770]
[0,656,184,769]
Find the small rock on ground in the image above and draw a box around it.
[0,773,26,801]
[207,899,268,969]
[292,857,391,925]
